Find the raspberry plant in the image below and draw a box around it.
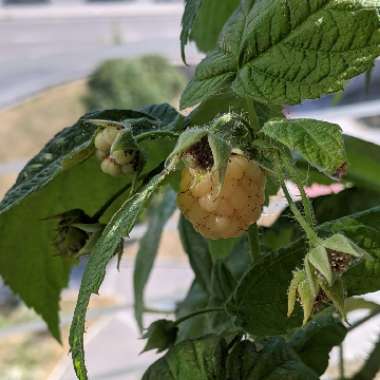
[1,1,380,379]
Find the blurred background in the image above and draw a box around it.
[0,1,379,379]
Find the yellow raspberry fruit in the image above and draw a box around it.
[178,154,265,240]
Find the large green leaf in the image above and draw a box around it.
[133,188,177,331]
[227,207,380,337]
[0,110,136,340]
[181,0,380,108]
[69,170,171,380]
[227,338,319,380]
[178,216,213,292]
[142,335,227,380]
[143,335,319,380]
[0,106,182,340]
[175,235,252,341]
[261,118,346,176]
[189,0,240,54]
[289,312,347,375]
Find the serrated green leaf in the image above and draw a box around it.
[69,170,171,380]
[181,0,380,108]
[133,188,177,331]
[261,118,346,176]
[229,337,319,380]
[142,335,227,380]
[227,207,380,337]
[289,313,347,375]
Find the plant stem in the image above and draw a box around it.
[248,224,260,263]
[245,97,260,131]
[281,182,319,245]
[339,343,345,380]
[282,154,316,226]
[175,307,224,325]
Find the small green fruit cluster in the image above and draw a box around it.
[94,126,136,177]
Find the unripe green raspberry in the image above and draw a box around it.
[94,127,138,177]
[177,154,266,240]
[94,127,120,151]
[110,150,134,166]
[101,157,122,177]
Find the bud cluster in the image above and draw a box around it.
[94,126,137,177]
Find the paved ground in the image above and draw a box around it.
[0,3,201,108]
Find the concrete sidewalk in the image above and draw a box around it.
[0,3,183,21]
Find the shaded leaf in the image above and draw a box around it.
[289,312,347,375]
[227,337,319,380]
[178,215,213,292]
[142,335,227,380]
[133,188,177,331]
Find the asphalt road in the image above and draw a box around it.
[0,5,201,108]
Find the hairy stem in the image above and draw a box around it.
[282,154,316,226]
[282,182,319,245]
[175,307,225,325]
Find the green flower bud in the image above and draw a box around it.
[52,209,102,258]
[142,319,178,353]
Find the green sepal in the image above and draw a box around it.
[298,282,316,326]
[306,246,333,286]
[319,278,346,322]
[287,270,304,318]
[322,233,372,260]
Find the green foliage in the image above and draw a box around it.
[262,118,346,176]
[227,207,380,337]
[181,0,240,57]
[133,188,177,330]
[181,0,380,108]
[2,1,380,379]
[84,55,186,111]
